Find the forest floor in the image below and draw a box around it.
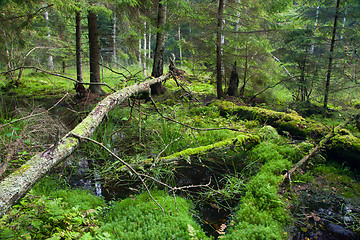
[0,70,360,239]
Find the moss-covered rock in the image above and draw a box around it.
[212,100,327,139]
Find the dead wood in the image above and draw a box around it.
[283,117,354,183]
[0,73,170,217]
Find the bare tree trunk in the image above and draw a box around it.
[216,0,225,98]
[88,11,104,95]
[323,0,340,110]
[75,11,86,96]
[148,26,151,73]
[0,73,171,217]
[178,26,182,66]
[143,21,147,76]
[113,12,117,64]
[138,37,142,67]
[45,10,54,71]
[151,0,167,95]
[311,6,319,54]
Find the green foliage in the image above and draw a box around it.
[0,181,105,240]
[96,191,210,239]
[224,133,305,239]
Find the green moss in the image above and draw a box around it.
[159,133,261,162]
[224,140,300,240]
[96,191,210,239]
[13,163,31,176]
[213,100,327,138]
[329,130,360,151]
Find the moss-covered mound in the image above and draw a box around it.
[327,128,360,168]
[213,101,326,139]
[223,127,309,240]
[96,191,210,239]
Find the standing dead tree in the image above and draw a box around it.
[0,73,170,217]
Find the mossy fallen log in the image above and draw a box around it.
[213,100,327,139]
[122,133,261,172]
[160,133,261,164]
[327,128,360,168]
[0,74,170,217]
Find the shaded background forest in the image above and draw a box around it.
[0,0,359,109]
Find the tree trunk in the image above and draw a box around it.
[88,11,104,95]
[75,11,86,96]
[151,0,167,95]
[216,0,225,99]
[323,0,340,110]
[311,6,319,54]
[0,73,171,217]
[45,10,54,71]
[113,12,117,64]
[227,61,239,96]
[178,26,182,66]
[138,37,142,69]
[143,21,147,76]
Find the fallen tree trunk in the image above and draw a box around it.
[214,100,327,139]
[124,133,261,171]
[0,73,170,217]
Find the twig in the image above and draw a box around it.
[1,4,54,21]
[70,132,165,214]
[283,117,354,183]
[111,99,136,137]
[170,70,200,102]
[151,130,186,169]
[149,96,245,132]
[70,132,213,214]
[0,93,69,129]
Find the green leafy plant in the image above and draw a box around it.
[0,182,105,240]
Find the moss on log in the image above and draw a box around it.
[165,133,260,161]
[213,100,327,138]
[327,128,360,168]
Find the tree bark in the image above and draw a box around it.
[0,73,171,217]
[113,12,117,64]
[143,21,147,76]
[88,11,104,95]
[45,10,54,71]
[227,61,239,96]
[323,0,340,110]
[75,11,86,96]
[151,0,167,95]
[216,0,225,99]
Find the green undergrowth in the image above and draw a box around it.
[224,127,310,240]
[310,162,360,201]
[95,191,210,240]
[0,177,105,240]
